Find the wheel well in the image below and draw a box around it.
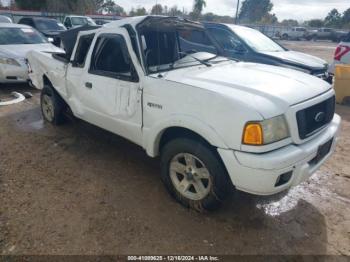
[158,127,233,188]
[42,74,69,109]
[43,74,52,87]
[159,127,214,154]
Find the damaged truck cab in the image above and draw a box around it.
[27,16,341,211]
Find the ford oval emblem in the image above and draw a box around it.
[315,112,326,123]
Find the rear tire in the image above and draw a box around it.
[41,85,65,125]
[160,138,233,211]
[282,34,289,40]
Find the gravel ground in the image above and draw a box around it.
[0,41,349,256]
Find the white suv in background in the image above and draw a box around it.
[329,32,350,75]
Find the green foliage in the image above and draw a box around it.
[15,0,104,13]
[151,4,163,15]
[307,19,324,28]
[169,6,183,17]
[260,13,278,24]
[238,0,273,23]
[325,8,342,28]
[129,7,147,16]
[343,8,350,29]
[202,12,233,23]
[15,0,47,10]
[193,0,206,14]
[280,19,299,27]
[100,0,125,15]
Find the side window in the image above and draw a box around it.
[64,18,72,28]
[73,34,95,67]
[89,34,137,82]
[208,28,242,51]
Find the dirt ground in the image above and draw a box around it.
[0,41,349,256]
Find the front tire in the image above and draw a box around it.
[161,138,233,211]
[41,85,65,125]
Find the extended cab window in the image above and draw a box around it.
[89,34,137,82]
[73,34,95,67]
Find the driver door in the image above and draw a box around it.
[71,31,143,145]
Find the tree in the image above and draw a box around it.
[192,0,206,19]
[260,13,277,24]
[169,5,183,17]
[100,0,125,15]
[129,7,147,16]
[280,19,299,27]
[15,0,47,10]
[151,4,163,15]
[238,0,273,23]
[341,8,350,29]
[307,19,324,28]
[325,8,342,28]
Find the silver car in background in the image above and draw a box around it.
[0,23,64,84]
[0,15,12,23]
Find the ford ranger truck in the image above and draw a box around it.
[27,16,341,211]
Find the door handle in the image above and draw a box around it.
[85,82,92,89]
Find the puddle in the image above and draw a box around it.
[28,119,44,130]
[256,188,299,217]
[255,171,338,217]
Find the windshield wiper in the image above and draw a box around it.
[176,52,212,67]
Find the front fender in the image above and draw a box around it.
[143,114,229,157]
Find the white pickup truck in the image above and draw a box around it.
[27,16,341,211]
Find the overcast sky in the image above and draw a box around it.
[118,0,349,21]
[1,0,349,21]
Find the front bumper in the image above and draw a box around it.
[0,63,29,83]
[218,114,341,196]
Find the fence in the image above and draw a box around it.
[0,8,123,23]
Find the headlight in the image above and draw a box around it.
[0,57,21,67]
[243,115,289,145]
[48,37,54,42]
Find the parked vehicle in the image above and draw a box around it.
[63,16,96,29]
[18,17,66,47]
[204,23,331,82]
[280,27,307,40]
[0,15,12,23]
[329,32,350,75]
[27,16,340,211]
[306,28,348,42]
[0,23,64,84]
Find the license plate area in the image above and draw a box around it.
[309,139,333,166]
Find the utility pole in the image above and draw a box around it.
[235,0,240,24]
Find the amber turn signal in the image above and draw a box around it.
[243,123,263,145]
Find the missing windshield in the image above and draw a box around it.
[137,17,220,74]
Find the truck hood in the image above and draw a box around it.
[164,62,331,113]
[260,50,327,69]
[0,43,64,59]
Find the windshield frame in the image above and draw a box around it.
[229,25,287,53]
[0,26,48,45]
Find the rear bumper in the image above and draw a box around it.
[218,114,341,196]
